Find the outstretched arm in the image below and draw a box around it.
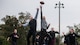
[34,8,39,20]
[40,6,43,29]
[7,34,12,41]
[75,33,80,37]
[55,31,59,34]
[21,20,30,27]
[22,22,29,27]
[7,37,10,41]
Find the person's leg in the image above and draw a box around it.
[11,42,13,45]
[32,32,36,45]
[39,29,47,45]
[27,31,32,45]
[50,39,53,45]
[69,43,74,45]
[12,41,17,45]
[53,38,56,45]
[39,31,44,45]
[49,38,55,45]
[14,42,17,45]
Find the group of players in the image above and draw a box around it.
[7,8,80,45]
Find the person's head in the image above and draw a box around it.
[51,27,54,31]
[29,16,33,20]
[13,29,17,33]
[69,29,74,34]
[42,16,46,20]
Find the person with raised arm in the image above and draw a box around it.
[22,8,39,45]
[40,5,50,45]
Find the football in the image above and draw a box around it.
[40,1,45,5]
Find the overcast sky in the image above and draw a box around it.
[0,0,80,35]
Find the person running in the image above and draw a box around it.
[22,8,39,45]
[7,29,19,45]
[63,29,80,45]
[48,28,59,45]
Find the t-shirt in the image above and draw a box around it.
[67,33,80,43]
[42,19,47,29]
[29,19,36,31]
[9,33,19,42]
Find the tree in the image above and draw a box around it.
[18,12,30,24]
[74,24,80,45]
[0,11,31,45]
